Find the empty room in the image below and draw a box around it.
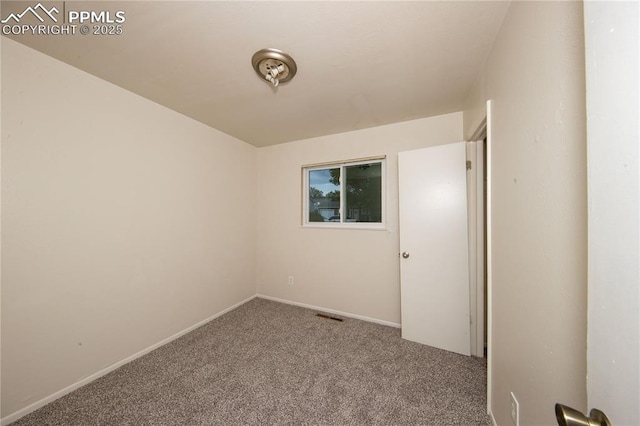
[1,1,638,425]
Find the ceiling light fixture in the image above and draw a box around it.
[251,48,297,87]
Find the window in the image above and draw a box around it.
[303,158,385,228]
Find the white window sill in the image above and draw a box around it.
[302,223,387,231]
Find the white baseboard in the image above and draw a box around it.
[256,294,401,328]
[490,410,498,426]
[0,295,256,426]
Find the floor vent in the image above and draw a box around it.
[315,313,344,322]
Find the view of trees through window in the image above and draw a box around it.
[306,161,383,224]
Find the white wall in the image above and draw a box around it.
[464,2,587,425]
[584,2,640,424]
[1,38,256,419]
[256,113,462,325]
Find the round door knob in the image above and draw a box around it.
[402,252,410,259]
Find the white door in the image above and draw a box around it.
[398,142,471,356]
[584,2,639,422]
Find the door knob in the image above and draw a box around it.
[402,252,410,259]
[555,403,611,426]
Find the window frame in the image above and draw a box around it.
[302,156,386,229]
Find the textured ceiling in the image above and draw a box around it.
[2,1,510,146]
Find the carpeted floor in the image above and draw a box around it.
[12,298,490,425]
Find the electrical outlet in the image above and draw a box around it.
[510,392,519,426]
[288,276,294,286]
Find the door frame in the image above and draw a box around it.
[467,140,485,358]
[468,101,492,414]
[480,100,493,415]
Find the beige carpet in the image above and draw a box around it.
[13,298,490,425]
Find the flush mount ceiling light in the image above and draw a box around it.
[251,48,297,87]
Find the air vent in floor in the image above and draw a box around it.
[315,313,344,322]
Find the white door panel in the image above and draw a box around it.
[399,142,471,356]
